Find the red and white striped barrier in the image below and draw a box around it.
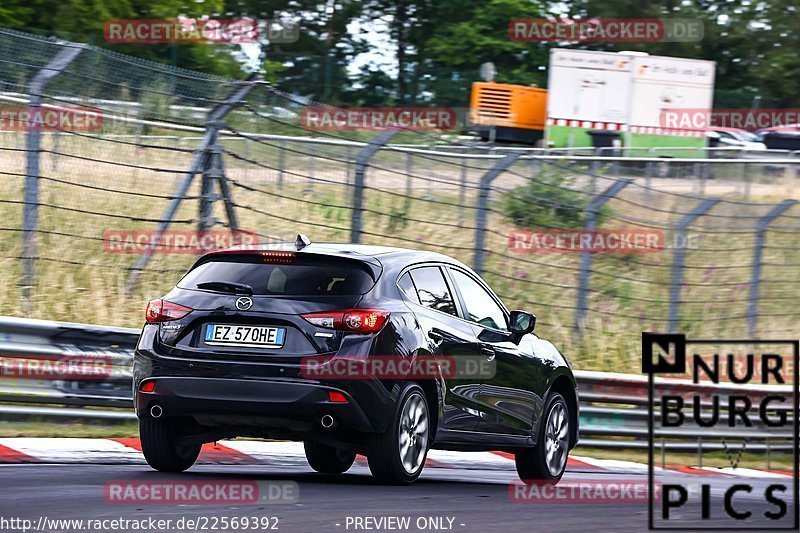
[0,439,792,478]
[547,118,625,131]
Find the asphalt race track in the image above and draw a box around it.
[1,460,794,532]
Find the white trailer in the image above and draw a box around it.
[546,48,715,149]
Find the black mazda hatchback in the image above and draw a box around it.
[133,236,578,485]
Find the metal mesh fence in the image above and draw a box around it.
[0,28,236,127]
[1,28,799,372]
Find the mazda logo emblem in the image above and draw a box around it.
[235,296,253,310]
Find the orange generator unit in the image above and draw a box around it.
[469,82,547,144]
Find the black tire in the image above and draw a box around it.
[140,415,201,473]
[367,383,430,485]
[515,392,570,485]
[304,441,356,474]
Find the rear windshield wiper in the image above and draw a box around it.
[196,281,254,295]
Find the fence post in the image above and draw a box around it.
[350,130,398,244]
[693,162,708,196]
[125,76,258,291]
[21,43,84,308]
[402,151,414,212]
[472,153,522,275]
[697,438,702,468]
[344,145,352,191]
[198,125,221,234]
[766,440,771,470]
[668,197,720,333]
[199,133,241,237]
[744,162,751,200]
[214,149,240,238]
[611,148,620,178]
[458,158,467,223]
[243,138,251,181]
[589,148,601,194]
[747,199,796,337]
[51,130,60,172]
[405,151,413,200]
[306,143,316,195]
[573,179,632,337]
[278,140,285,190]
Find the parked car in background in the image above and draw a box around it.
[750,124,800,150]
[708,128,767,150]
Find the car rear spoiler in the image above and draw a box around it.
[190,247,384,281]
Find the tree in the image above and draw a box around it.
[2,0,799,108]
[1,0,243,77]
[416,0,552,104]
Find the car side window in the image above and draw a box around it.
[449,269,508,330]
[408,266,458,316]
[397,272,420,304]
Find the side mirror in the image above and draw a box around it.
[509,310,536,335]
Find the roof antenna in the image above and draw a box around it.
[295,234,311,249]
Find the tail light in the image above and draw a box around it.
[301,309,389,334]
[139,381,156,393]
[327,391,348,403]
[145,299,192,323]
[260,251,295,264]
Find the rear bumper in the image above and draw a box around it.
[136,376,375,432]
[133,325,395,434]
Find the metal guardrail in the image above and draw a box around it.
[0,317,794,457]
[0,316,137,419]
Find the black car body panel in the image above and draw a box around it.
[133,243,578,452]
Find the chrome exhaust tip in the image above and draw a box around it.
[150,403,164,419]
[320,414,335,429]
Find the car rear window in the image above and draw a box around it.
[178,257,376,296]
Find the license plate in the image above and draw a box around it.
[204,324,286,348]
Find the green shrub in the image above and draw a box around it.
[501,165,607,229]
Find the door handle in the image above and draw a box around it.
[480,346,496,361]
